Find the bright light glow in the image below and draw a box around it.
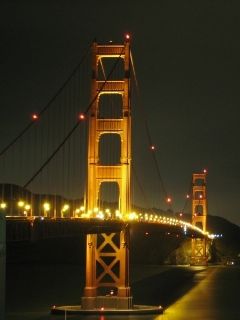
[186,194,190,199]
[96,212,104,220]
[203,168,207,173]
[43,202,50,211]
[150,145,155,150]
[93,207,99,213]
[208,233,223,239]
[128,212,138,220]
[80,206,85,212]
[0,202,7,209]
[115,210,122,219]
[183,225,187,235]
[166,197,172,203]
[105,208,111,217]
[18,200,25,208]
[24,204,31,211]
[62,204,70,212]
[32,113,39,120]
[79,113,85,120]
[125,33,130,40]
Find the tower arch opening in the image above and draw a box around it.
[98,94,123,119]
[98,181,120,216]
[99,133,121,165]
[97,57,125,80]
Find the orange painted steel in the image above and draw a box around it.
[191,173,208,265]
[82,40,132,309]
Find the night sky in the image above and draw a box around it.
[1,1,240,226]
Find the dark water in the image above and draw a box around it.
[5,264,240,320]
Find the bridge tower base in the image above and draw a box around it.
[81,228,132,310]
[190,172,208,266]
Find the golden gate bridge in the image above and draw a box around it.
[0,35,218,315]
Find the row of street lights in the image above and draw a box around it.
[0,200,86,218]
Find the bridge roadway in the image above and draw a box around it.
[5,215,207,242]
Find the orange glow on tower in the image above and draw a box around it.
[191,172,208,266]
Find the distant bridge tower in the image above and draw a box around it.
[191,172,208,265]
[81,38,132,309]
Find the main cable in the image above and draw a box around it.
[23,44,125,189]
[0,40,93,157]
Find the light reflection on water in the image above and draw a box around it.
[7,312,165,320]
[6,266,240,320]
[49,316,162,320]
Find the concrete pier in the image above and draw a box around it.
[51,304,163,315]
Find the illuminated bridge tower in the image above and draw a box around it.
[191,172,208,266]
[81,39,132,309]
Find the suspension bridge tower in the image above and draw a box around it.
[81,37,132,309]
[191,171,208,265]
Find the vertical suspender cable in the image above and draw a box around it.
[130,51,173,212]
[0,41,93,158]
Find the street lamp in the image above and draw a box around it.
[43,202,50,217]
[0,202,7,210]
[17,200,25,216]
[61,204,70,218]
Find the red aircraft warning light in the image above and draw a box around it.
[125,33,130,41]
[79,113,85,120]
[32,113,39,120]
[166,197,172,203]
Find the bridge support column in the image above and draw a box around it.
[82,38,132,309]
[191,172,208,266]
[82,228,132,309]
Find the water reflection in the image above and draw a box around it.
[6,266,240,320]
[164,267,240,320]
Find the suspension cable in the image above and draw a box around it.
[130,50,172,211]
[23,45,125,189]
[132,165,154,213]
[181,178,192,214]
[0,40,93,157]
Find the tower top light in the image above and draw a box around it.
[125,33,130,41]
